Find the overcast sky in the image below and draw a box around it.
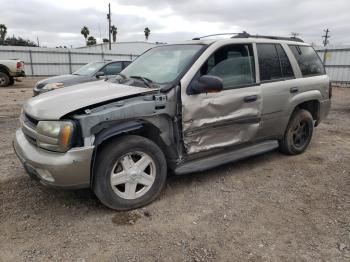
[1,0,349,47]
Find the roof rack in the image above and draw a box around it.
[232,31,304,43]
[192,33,240,40]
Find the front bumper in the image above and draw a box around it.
[14,129,94,189]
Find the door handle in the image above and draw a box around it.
[243,95,258,103]
[290,87,299,94]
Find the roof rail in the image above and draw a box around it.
[232,31,304,43]
[192,33,240,40]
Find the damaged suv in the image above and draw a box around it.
[14,33,331,210]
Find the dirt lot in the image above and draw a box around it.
[0,78,349,261]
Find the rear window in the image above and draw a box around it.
[289,45,325,77]
[257,43,294,82]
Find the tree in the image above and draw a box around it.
[4,36,37,47]
[291,32,299,38]
[111,25,117,42]
[0,24,7,45]
[144,27,150,41]
[87,36,97,46]
[81,26,90,45]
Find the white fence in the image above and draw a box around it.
[316,47,350,85]
[1,44,349,85]
[0,44,153,76]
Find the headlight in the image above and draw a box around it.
[36,121,75,152]
[41,83,64,91]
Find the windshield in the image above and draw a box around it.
[121,44,204,84]
[73,62,105,76]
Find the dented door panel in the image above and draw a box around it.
[182,85,262,154]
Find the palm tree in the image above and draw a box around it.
[144,27,151,41]
[87,36,97,46]
[80,26,90,45]
[0,24,7,45]
[111,25,117,42]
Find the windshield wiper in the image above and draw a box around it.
[129,75,153,88]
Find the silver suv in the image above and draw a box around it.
[14,33,331,210]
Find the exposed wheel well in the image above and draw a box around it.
[294,100,320,121]
[90,121,178,187]
[0,65,10,75]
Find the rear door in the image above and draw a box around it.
[255,43,299,138]
[181,43,262,154]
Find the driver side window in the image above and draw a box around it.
[101,62,123,75]
[199,44,256,89]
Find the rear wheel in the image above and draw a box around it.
[93,135,167,210]
[0,72,10,87]
[279,109,314,155]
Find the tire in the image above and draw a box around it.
[0,72,10,87]
[93,135,167,210]
[279,109,314,155]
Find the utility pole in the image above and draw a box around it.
[107,3,111,50]
[322,28,330,65]
[322,28,330,47]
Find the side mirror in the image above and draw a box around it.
[188,75,223,95]
[95,71,105,78]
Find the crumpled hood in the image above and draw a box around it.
[24,80,157,120]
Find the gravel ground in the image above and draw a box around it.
[0,78,349,261]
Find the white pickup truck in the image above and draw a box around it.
[0,60,25,87]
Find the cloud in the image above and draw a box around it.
[1,0,349,47]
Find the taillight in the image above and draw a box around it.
[329,82,332,99]
[16,61,24,70]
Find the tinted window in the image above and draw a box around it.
[276,44,294,78]
[123,61,132,68]
[102,62,123,75]
[199,44,256,89]
[257,44,283,81]
[289,45,325,76]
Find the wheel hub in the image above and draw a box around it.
[110,151,156,200]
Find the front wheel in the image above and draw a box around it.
[93,135,167,210]
[279,109,314,155]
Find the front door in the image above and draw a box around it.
[181,43,262,154]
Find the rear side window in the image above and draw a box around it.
[289,45,325,76]
[257,43,294,81]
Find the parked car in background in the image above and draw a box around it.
[14,33,331,210]
[0,59,25,87]
[33,60,131,96]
